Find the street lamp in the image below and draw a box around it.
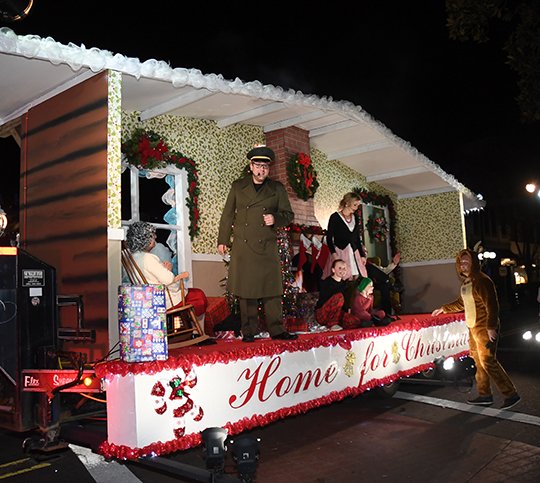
[525,182,540,198]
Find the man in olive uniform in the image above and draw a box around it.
[217,146,297,342]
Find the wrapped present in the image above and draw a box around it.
[118,285,168,362]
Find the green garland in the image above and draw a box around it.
[352,187,401,291]
[122,128,200,240]
[287,152,319,201]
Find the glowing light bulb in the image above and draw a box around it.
[522,330,532,340]
[442,357,454,371]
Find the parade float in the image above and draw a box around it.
[0,28,482,460]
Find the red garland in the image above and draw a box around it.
[95,313,466,379]
[96,313,468,460]
[97,347,470,461]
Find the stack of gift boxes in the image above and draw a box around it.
[118,285,168,362]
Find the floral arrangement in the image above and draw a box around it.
[366,214,389,242]
[287,152,319,201]
[122,128,200,240]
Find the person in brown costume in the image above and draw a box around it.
[432,248,521,410]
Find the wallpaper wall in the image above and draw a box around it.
[121,112,463,262]
[107,70,122,229]
[397,191,465,262]
[122,112,264,255]
[310,149,370,229]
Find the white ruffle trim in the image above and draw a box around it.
[1,27,481,205]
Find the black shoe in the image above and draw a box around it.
[271,331,298,341]
[242,334,255,343]
[501,393,521,410]
[466,395,493,406]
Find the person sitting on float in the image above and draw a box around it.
[315,259,350,328]
[126,221,208,317]
[343,277,392,328]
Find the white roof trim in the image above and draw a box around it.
[140,89,215,121]
[0,27,482,209]
[1,69,96,125]
[263,110,328,132]
[309,120,358,137]
[217,102,287,128]
[327,141,394,160]
[367,166,430,182]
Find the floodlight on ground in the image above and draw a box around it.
[434,355,475,382]
[201,427,228,472]
[442,356,455,371]
[230,434,260,483]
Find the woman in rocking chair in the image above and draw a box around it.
[126,221,208,317]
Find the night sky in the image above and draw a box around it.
[1,0,539,207]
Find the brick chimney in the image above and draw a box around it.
[265,126,319,226]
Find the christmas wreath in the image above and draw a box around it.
[366,214,389,243]
[287,152,319,201]
[122,128,200,240]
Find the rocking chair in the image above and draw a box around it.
[121,243,210,349]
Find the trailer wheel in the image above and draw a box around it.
[22,436,46,453]
[375,380,400,398]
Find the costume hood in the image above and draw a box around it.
[455,248,481,279]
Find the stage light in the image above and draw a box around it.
[201,427,228,472]
[434,355,475,382]
[523,330,532,340]
[536,332,540,343]
[230,434,260,482]
[442,356,455,371]
[525,183,536,193]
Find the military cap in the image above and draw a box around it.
[247,146,275,163]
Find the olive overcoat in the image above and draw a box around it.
[218,176,294,299]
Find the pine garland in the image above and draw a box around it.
[122,128,200,240]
